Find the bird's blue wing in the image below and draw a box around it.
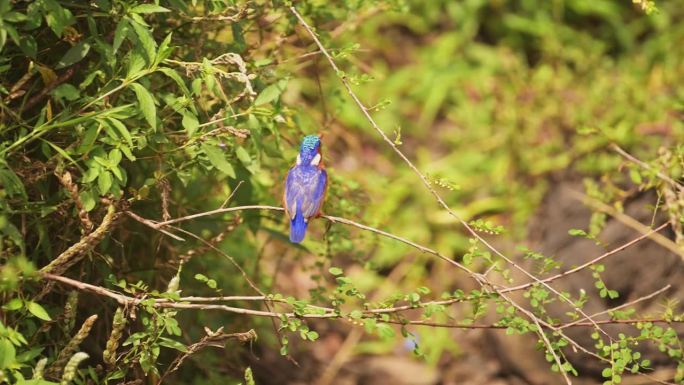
[285,167,326,220]
[310,168,327,216]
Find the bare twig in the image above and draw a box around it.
[166,224,297,365]
[559,285,672,329]
[135,204,671,302]
[180,6,247,22]
[159,327,256,383]
[149,205,478,281]
[611,143,684,192]
[43,273,682,328]
[125,211,185,241]
[40,275,675,385]
[220,180,244,209]
[569,191,684,259]
[503,222,670,293]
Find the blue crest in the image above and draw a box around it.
[300,135,320,153]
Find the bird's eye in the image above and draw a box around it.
[296,154,302,165]
[310,153,321,166]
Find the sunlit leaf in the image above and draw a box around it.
[129,18,157,63]
[254,79,288,106]
[113,18,130,54]
[130,4,170,14]
[26,301,51,321]
[130,82,157,129]
[201,143,236,178]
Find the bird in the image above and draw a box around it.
[283,135,328,243]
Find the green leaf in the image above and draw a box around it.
[50,83,80,103]
[158,67,190,96]
[328,267,343,276]
[201,143,236,178]
[155,33,174,64]
[244,367,255,385]
[408,292,420,303]
[0,29,6,52]
[629,169,643,184]
[98,171,113,194]
[113,18,130,54]
[158,337,188,352]
[56,41,91,69]
[26,301,51,321]
[181,110,199,136]
[130,4,170,14]
[79,190,96,212]
[41,140,80,170]
[130,82,157,129]
[19,35,37,58]
[236,146,251,166]
[2,298,23,311]
[105,118,133,147]
[109,149,123,166]
[42,0,75,37]
[376,323,395,339]
[129,19,157,63]
[0,339,17,370]
[254,80,288,106]
[568,228,587,237]
[16,347,44,363]
[4,11,27,23]
[126,50,147,78]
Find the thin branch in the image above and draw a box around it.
[611,143,684,192]
[159,327,256,383]
[151,205,275,227]
[42,273,683,328]
[166,224,297,365]
[179,6,247,22]
[220,180,244,208]
[126,211,185,241]
[502,222,670,293]
[559,285,672,329]
[398,317,683,329]
[133,205,670,303]
[569,190,684,259]
[143,206,479,282]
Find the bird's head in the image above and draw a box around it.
[297,135,322,166]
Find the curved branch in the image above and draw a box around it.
[132,205,478,280]
[42,273,683,329]
[130,205,669,295]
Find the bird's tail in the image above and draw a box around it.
[290,206,308,243]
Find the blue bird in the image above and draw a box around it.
[284,135,328,243]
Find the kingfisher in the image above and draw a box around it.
[284,135,328,243]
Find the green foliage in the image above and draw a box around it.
[1,0,683,384]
